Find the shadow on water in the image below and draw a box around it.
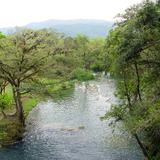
[0,77,144,160]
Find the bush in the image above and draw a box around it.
[72,68,94,81]
[0,93,12,111]
[90,63,104,72]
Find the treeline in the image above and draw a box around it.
[103,0,160,159]
[0,29,105,144]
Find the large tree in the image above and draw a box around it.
[0,29,60,125]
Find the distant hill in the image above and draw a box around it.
[0,19,114,37]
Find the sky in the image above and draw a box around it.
[0,0,143,28]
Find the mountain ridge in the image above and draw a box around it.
[0,19,113,37]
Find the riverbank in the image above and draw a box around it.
[0,77,144,160]
[0,79,75,146]
[0,95,39,146]
[0,68,97,146]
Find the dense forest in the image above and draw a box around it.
[0,0,160,160]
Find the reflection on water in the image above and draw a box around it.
[0,78,144,160]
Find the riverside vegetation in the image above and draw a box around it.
[102,0,160,159]
[0,30,105,146]
[0,0,160,160]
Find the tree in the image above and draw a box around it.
[0,29,60,125]
[75,34,89,69]
[104,0,160,159]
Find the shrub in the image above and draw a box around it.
[0,93,12,112]
[72,68,94,81]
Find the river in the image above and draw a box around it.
[0,77,144,160]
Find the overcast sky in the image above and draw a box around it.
[0,0,143,28]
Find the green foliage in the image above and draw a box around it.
[0,29,60,83]
[90,62,105,72]
[0,32,5,39]
[23,98,39,116]
[21,78,74,100]
[101,104,127,122]
[104,0,160,158]
[0,29,63,124]
[74,35,106,71]
[0,93,12,111]
[72,68,94,81]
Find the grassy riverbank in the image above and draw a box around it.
[0,79,75,146]
[0,90,39,146]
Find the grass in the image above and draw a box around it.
[23,97,39,116]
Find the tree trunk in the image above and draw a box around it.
[123,70,132,108]
[134,61,142,101]
[134,134,151,160]
[122,69,150,159]
[83,52,87,70]
[12,84,25,126]
[0,80,8,94]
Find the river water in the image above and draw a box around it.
[0,78,144,160]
